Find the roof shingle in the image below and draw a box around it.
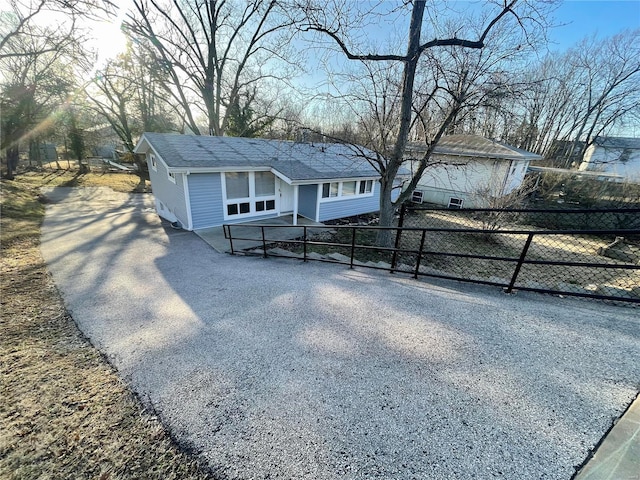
[137,133,381,181]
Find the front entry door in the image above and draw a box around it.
[279,180,295,213]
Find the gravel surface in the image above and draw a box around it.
[40,187,640,480]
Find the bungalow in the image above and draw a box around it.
[578,137,640,183]
[133,133,382,230]
[407,135,542,208]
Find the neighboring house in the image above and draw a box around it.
[92,144,116,159]
[407,135,542,208]
[579,137,640,183]
[133,133,383,230]
[35,143,58,163]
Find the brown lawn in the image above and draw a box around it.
[0,170,214,480]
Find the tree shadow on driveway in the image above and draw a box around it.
[40,187,640,480]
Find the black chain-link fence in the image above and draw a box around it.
[225,207,640,304]
[397,206,640,302]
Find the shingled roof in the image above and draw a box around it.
[408,135,542,161]
[135,133,381,182]
[592,136,640,150]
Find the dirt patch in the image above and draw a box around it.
[0,175,214,479]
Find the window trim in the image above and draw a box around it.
[150,154,157,172]
[167,170,176,183]
[448,197,464,209]
[221,171,277,220]
[320,179,375,202]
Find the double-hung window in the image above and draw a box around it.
[224,171,276,218]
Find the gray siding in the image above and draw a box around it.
[148,154,189,226]
[188,173,224,229]
[318,188,380,222]
[298,184,318,220]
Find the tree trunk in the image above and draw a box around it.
[375,0,424,245]
[5,146,19,180]
[376,179,397,247]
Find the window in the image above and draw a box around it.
[225,172,250,199]
[255,199,276,212]
[223,171,276,218]
[255,171,275,196]
[150,154,157,171]
[322,182,339,198]
[322,180,375,200]
[448,197,464,209]
[168,171,176,183]
[359,180,373,194]
[342,181,356,196]
[411,190,424,203]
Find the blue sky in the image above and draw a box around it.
[549,0,640,51]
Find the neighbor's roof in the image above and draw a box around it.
[592,136,640,150]
[134,133,381,182]
[408,135,542,161]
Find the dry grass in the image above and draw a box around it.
[14,169,151,193]
[0,172,214,480]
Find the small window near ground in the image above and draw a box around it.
[227,201,250,216]
[255,200,276,212]
[448,197,464,209]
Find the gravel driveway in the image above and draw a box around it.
[40,187,640,480]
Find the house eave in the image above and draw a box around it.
[165,166,380,185]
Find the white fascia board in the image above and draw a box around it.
[288,175,381,185]
[435,152,538,162]
[150,148,171,172]
[134,136,173,171]
[162,166,380,185]
[269,168,293,185]
[168,166,272,174]
[132,134,150,154]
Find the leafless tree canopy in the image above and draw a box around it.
[293,0,552,242]
[124,0,300,136]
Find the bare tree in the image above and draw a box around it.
[0,20,79,178]
[298,0,549,244]
[566,30,640,161]
[0,0,115,60]
[511,30,640,166]
[125,0,300,136]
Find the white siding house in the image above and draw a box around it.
[407,135,542,208]
[579,137,640,183]
[134,133,382,230]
